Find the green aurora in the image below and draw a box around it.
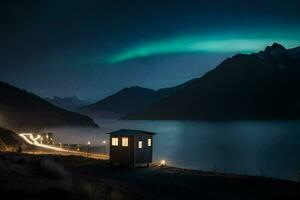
[106,33,300,64]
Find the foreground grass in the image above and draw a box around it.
[1,152,300,200]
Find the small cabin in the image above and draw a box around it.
[107,129,155,167]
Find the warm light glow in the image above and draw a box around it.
[102,140,106,144]
[148,138,152,147]
[122,137,128,147]
[19,133,69,152]
[160,160,166,166]
[112,137,118,146]
[18,133,109,160]
[88,141,91,145]
[138,141,143,149]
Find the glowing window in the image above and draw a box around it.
[148,138,152,147]
[138,141,143,149]
[112,137,118,146]
[122,137,128,147]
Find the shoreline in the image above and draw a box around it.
[15,148,300,181]
[1,152,300,199]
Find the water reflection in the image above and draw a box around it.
[48,120,300,180]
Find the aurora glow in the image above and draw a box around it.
[107,35,300,64]
[2,0,300,99]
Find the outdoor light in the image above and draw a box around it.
[87,141,91,158]
[102,140,106,144]
[160,160,166,166]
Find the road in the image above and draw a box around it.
[19,133,109,160]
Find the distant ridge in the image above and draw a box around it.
[126,43,300,120]
[0,81,98,132]
[45,95,90,111]
[79,79,195,119]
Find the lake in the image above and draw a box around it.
[48,120,300,181]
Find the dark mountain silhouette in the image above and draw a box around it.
[79,79,195,119]
[0,127,25,151]
[126,43,300,120]
[0,81,98,132]
[45,95,90,111]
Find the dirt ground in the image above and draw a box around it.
[1,152,300,200]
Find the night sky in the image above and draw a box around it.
[1,0,300,100]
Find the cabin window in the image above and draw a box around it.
[112,137,118,146]
[148,138,152,147]
[138,141,143,149]
[122,137,128,147]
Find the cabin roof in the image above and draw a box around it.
[106,129,156,136]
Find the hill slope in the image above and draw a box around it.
[126,43,300,120]
[0,127,25,151]
[0,81,98,132]
[79,80,194,119]
[45,95,90,111]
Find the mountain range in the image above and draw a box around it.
[45,95,90,111]
[0,81,98,132]
[7,43,299,125]
[78,79,195,119]
[125,43,300,120]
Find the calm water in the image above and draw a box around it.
[50,120,300,181]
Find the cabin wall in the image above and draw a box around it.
[110,135,134,165]
[134,134,153,165]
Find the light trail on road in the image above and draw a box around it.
[19,133,69,151]
[18,133,109,160]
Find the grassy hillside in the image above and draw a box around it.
[0,127,25,151]
[1,153,300,200]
